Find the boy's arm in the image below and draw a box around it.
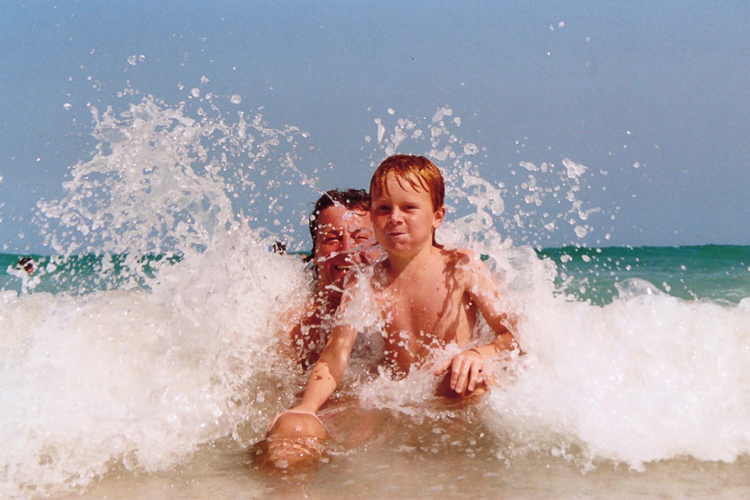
[435,256,519,394]
[469,257,518,351]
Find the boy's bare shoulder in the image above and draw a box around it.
[440,246,482,267]
[437,247,488,288]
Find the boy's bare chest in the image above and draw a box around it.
[375,277,473,343]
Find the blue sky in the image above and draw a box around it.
[2,1,749,253]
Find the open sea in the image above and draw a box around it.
[1,99,749,499]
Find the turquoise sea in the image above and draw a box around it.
[3,245,750,304]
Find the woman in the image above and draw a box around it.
[254,189,381,472]
[284,188,378,370]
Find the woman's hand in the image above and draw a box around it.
[266,406,321,436]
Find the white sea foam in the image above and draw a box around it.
[0,231,310,497]
[484,264,750,470]
[2,98,749,497]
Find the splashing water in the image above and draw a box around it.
[1,97,749,499]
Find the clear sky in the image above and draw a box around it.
[2,1,749,253]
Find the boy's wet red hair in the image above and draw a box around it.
[369,154,445,210]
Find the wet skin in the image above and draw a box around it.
[255,204,377,471]
[313,204,377,299]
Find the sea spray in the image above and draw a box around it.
[2,95,320,497]
[482,263,750,470]
[365,106,613,250]
[0,227,311,498]
[2,98,749,499]
[35,95,315,275]
[355,111,750,470]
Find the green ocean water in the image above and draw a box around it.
[540,244,750,305]
[0,252,182,294]
[3,245,749,304]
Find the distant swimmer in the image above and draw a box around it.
[271,240,287,255]
[16,257,36,274]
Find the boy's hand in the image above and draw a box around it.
[434,348,486,395]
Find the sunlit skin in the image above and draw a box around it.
[369,175,513,383]
[286,204,377,370]
[277,171,518,429]
[263,204,381,466]
[369,174,444,261]
[312,205,377,308]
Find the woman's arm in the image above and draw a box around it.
[288,322,358,414]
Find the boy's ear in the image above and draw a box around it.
[433,206,446,228]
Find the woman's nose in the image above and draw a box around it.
[340,233,353,251]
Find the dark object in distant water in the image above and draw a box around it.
[272,241,287,255]
[17,257,36,274]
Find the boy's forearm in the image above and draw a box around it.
[472,331,518,359]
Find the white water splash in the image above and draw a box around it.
[3,101,749,499]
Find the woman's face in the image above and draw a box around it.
[313,204,377,291]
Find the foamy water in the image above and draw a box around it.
[1,98,749,499]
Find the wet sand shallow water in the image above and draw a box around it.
[44,428,750,500]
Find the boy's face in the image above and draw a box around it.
[313,204,377,290]
[370,174,445,258]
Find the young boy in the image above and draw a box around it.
[269,155,518,438]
